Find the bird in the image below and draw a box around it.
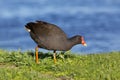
[25,20,87,64]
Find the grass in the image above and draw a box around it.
[0,49,120,80]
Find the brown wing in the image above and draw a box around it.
[26,21,68,50]
[34,21,67,39]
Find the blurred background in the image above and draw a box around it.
[0,0,120,54]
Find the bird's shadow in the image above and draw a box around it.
[27,52,53,59]
[26,51,75,59]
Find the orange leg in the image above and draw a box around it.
[53,50,57,64]
[35,46,39,64]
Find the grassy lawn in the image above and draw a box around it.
[0,49,120,80]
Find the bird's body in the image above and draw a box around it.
[25,20,87,63]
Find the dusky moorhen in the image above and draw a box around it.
[25,21,87,63]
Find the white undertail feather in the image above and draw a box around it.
[25,27,31,32]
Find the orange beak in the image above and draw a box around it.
[82,42,87,46]
[81,37,87,46]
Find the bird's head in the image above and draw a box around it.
[72,35,87,46]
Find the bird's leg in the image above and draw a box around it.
[35,46,39,64]
[53,50,57,64]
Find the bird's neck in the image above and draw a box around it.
[65,36,79,50]
[69,37,79,44]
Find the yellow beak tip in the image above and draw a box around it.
[83,43,87,46]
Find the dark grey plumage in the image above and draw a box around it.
[25,21,86,51]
